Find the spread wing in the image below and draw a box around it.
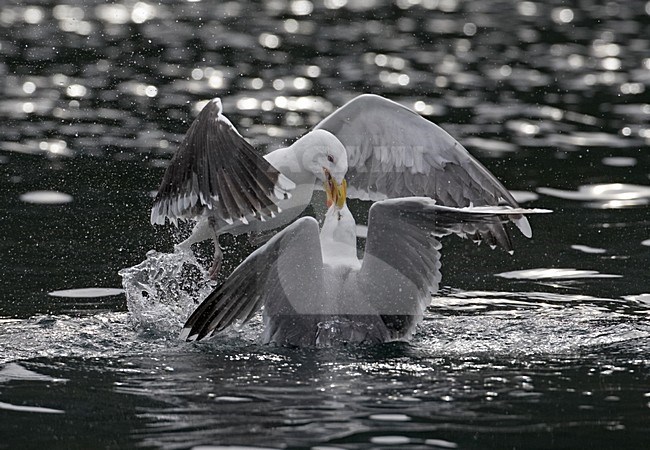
[180,216,324,341]
[151,98,295,226]
[314,94,528,249]
[359,197,550,339]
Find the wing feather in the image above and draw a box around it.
[359,197,549,339]
[180,217,323,341]
[151,98,295,226]
[314,94,522,247]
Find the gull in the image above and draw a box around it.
[151,98,348,277]
[180,178,549,345]
[151,94,528,278]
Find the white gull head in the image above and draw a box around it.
[285,129,348,186]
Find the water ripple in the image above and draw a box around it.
[1,1,650,447]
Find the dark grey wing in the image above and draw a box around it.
[359,197,548,339]
[314,94,526,249]
[151,98,295,226]
[180,216,324,341]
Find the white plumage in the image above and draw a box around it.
[180,189,550,346]
[152,94,528,278]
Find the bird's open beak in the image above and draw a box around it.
[324,169,346,209]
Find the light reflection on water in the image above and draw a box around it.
[0,289,648,448]
[1,0,650,448]
[537,183,650,209]
[2,0,649,160]
[2,280,649,363]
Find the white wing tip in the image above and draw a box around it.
[150,204,174,226]
[179,327,212,342]
[178,327,192,341]
[150,208,161,226]
[273,186,286,200]
[515,215,533,238]
[210,97,223,110]
[150,196,196,227]
[276,174,296,191]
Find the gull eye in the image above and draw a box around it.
[327,154,334,163]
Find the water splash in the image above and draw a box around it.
[118,249,216,334]
[422,290,650,356]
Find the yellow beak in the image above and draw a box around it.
[325,177,347,209]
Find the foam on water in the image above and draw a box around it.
[0,288,648,379]
[0,313,137,364]
[4,248,648,364]
[422,290,650,356]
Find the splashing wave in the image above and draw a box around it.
[119,250,216,333]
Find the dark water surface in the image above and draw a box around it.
[1,0,649,448]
